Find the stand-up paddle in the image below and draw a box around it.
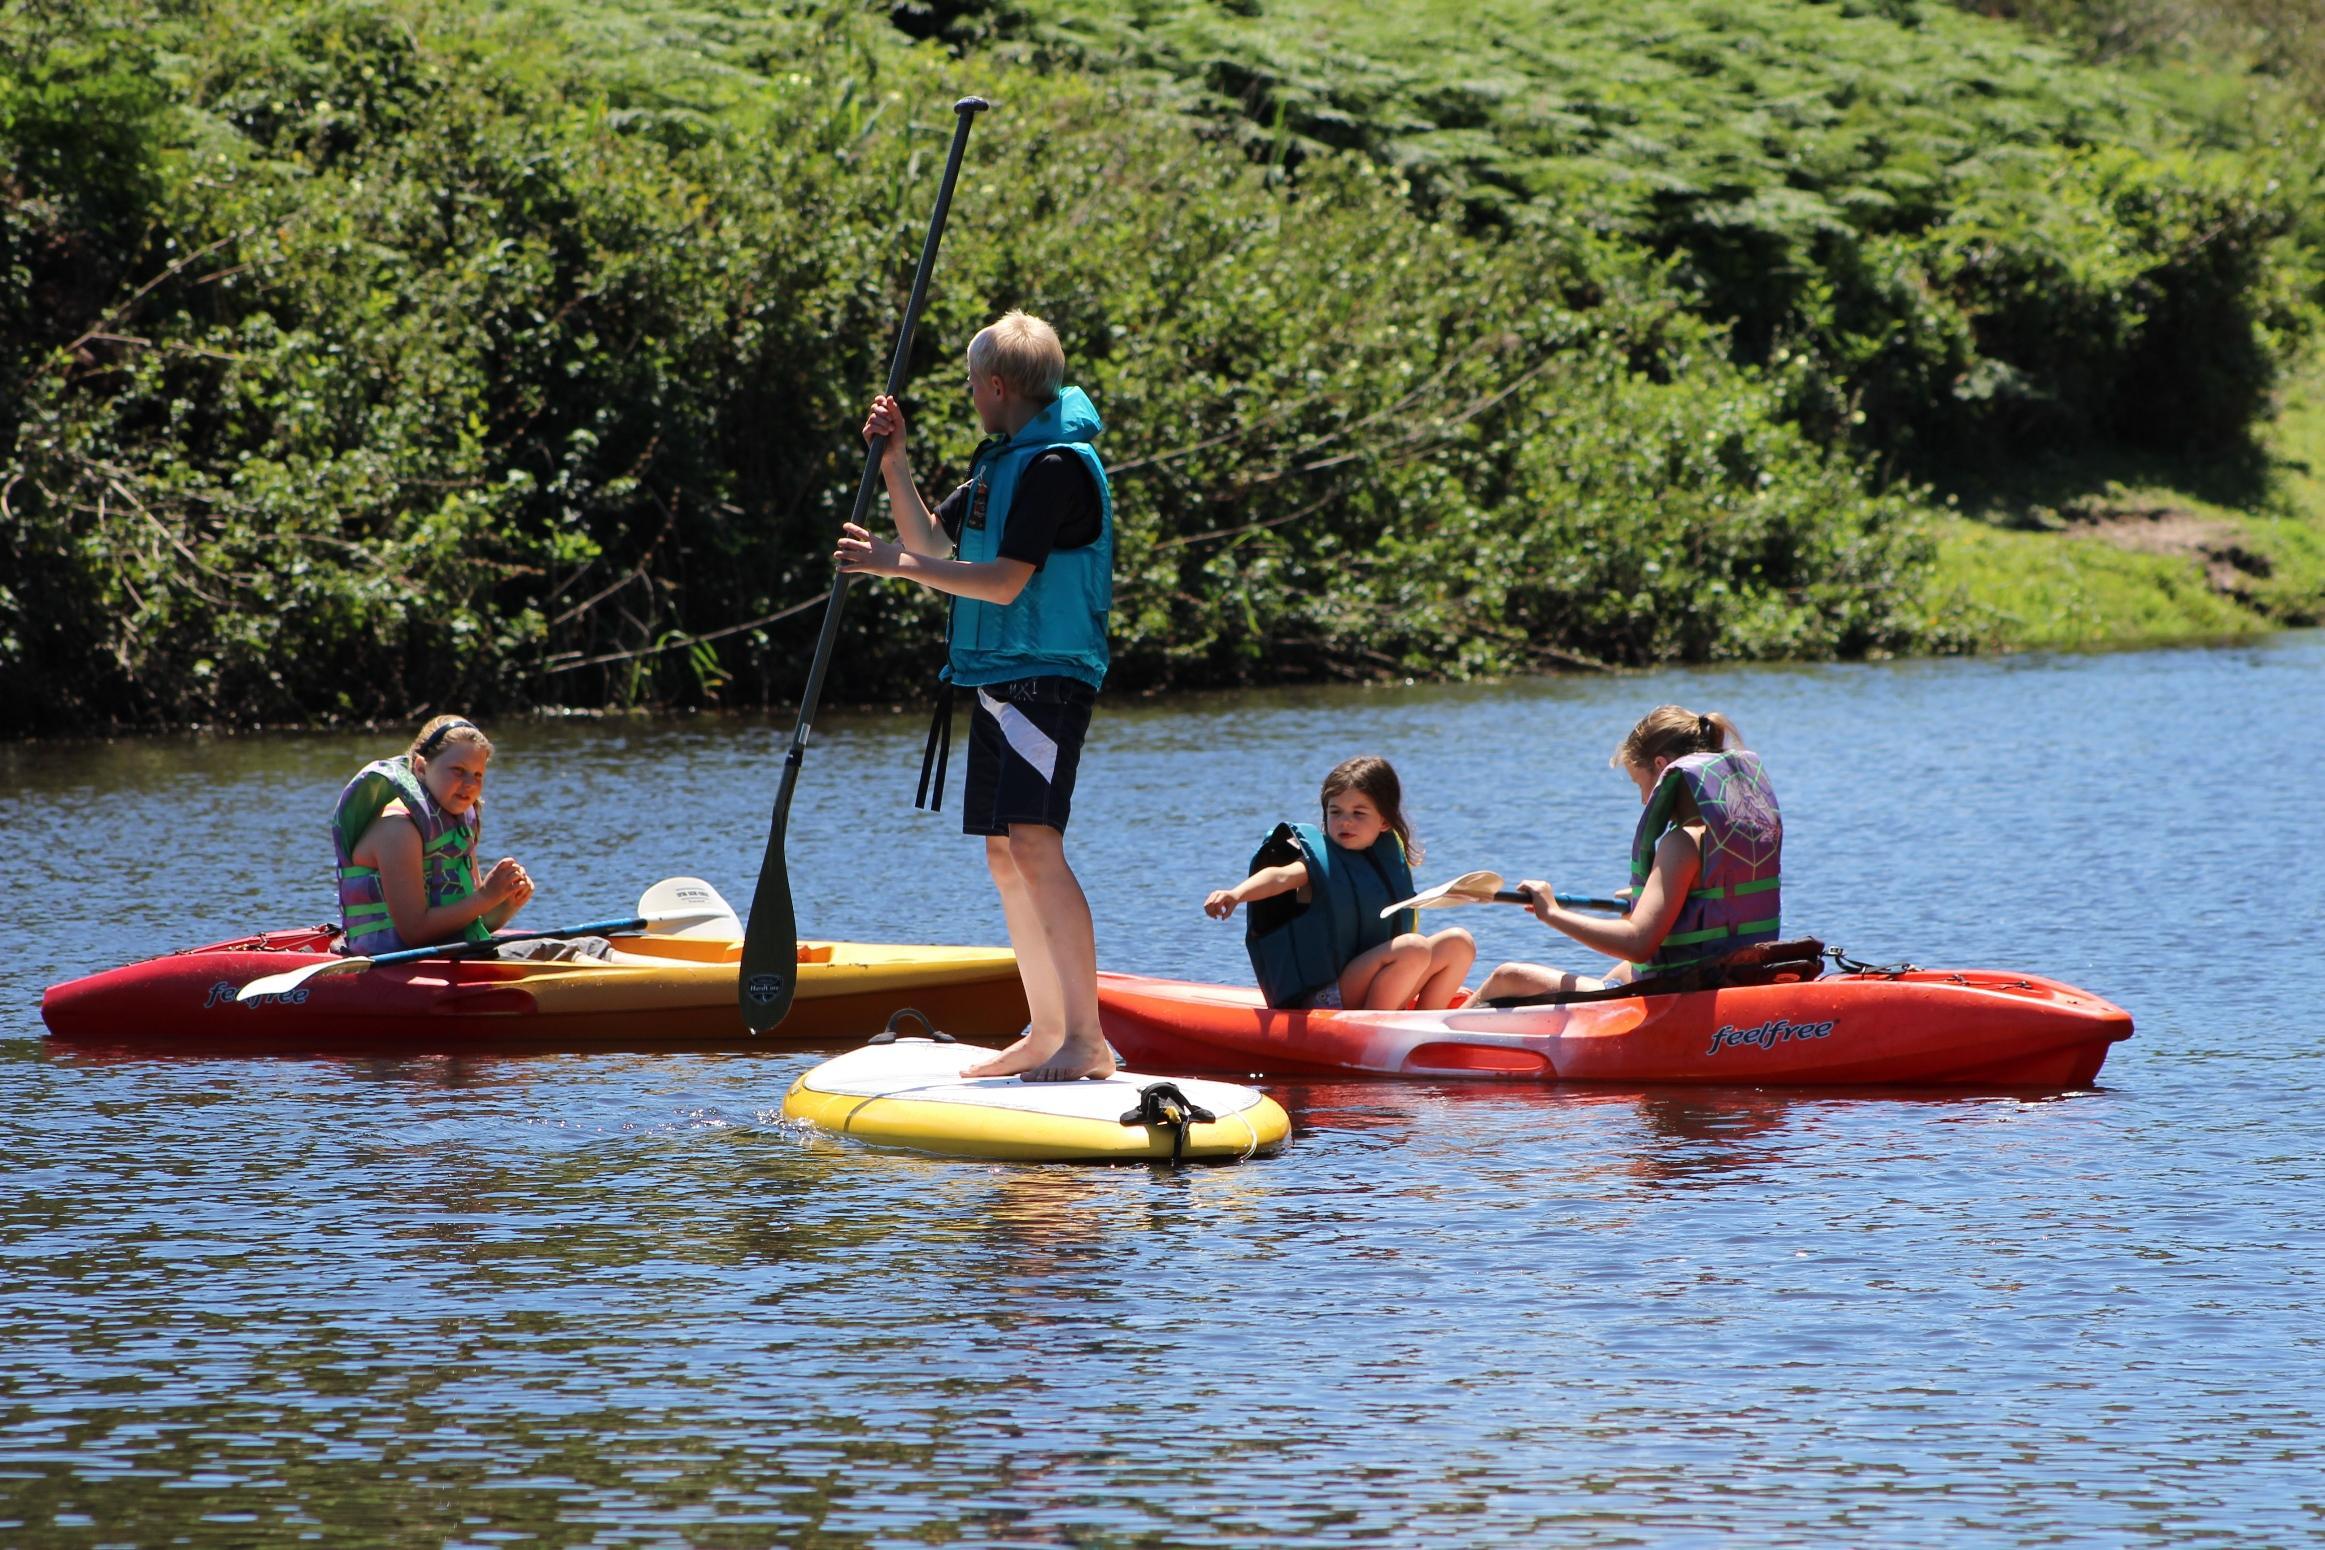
[1382,871,1630,918]
[739,95,989,1033]
[237,877,742,1000]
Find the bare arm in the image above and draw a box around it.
[1517,826,1697,963]
[864,394,950,559]
[359,817,530,946]
[1205,860,1310,919]
[834,523,1034,604]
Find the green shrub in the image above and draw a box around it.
[1,0,2310,731]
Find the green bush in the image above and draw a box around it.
[1,0,2310,731]
[982,0,2322,472]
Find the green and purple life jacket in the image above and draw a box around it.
[1243,822,1417,1010]
[1629,749,1782,973]
[331,757,490,955]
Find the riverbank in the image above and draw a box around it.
[1924,359,2325,651]
[4,0,2321,731]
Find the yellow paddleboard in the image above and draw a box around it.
[783,1037,1290,1163]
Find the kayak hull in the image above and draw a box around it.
[782,1037,1289,1162]
[1097,968,2133,1088]
[41,927,1028,1051]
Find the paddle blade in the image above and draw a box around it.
[236,956,368,1001]
[1382,870,1507,918]
[636,877,741,938]
[738,808,799,1032]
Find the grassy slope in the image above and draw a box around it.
[311,0,2325,653]
[1007,0,2325,652]
[1915,3,2325,647]
[1921,358,2325,648]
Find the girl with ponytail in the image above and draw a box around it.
[1477,705,1783,1000]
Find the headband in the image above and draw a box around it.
[415,719,477,759]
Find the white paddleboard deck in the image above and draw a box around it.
[783,1037,1289,1162]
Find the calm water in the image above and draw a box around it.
[3,636,2321,1547]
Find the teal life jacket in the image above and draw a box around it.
[1243,822,1418,1010]
[1628,749,1782,973]
[947,386,1113,689]
[331,756,492,955]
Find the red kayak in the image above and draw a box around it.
[41,926,1029,1052]
[1098,957,2133,1087]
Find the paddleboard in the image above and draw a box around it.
[782,1037,1290,1162]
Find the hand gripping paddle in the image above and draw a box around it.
[738,96,990,1032]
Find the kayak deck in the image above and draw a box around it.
[41,927,1028,1051]
[1097,967,2133,1088]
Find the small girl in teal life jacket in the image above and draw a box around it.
[1205,756,1476,1011]
[1477,706,1783,1001]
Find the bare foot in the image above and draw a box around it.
[972,1029,1035,1065]
[962,1028,1116,1082]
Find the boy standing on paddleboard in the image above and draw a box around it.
[836,310,1116,1082]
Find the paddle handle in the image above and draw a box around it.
[1501,890,1631,914]
[740,96,988,1032]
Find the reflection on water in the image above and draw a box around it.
[5,636,2323,1544]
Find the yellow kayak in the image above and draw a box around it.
[41,927,1029,1051]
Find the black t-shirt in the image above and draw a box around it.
[935,449,1102,569]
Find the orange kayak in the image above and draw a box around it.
[41,926,1028,1052]
[1097,966,2133,1087]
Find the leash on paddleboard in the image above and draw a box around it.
[738,96,991,1034]
[1120,1081,1219,1169]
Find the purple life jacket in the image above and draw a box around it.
[1628,749,1782,972]
[330,757,489,955]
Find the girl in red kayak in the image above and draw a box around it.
[331,716,535,956]
[1477,705,1784,1000]
[1205,755,1476,1011]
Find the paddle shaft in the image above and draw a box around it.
[739,96,989,1032]
[1522,891,1630,914]
[350,915,651,970]
[236,914,659,1000]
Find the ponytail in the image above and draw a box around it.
[1612,705,1741,771]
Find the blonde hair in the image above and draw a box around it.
[1611,705,1740,771]
[1321,754,1422,866]
[408,714,493,763]
[967,309,1065,402]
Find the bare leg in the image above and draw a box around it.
[974,835,1062,1069]
[1414,928,1476,1009]
[1476,961,1605,1001]
[962,825,1114,1081]
[1342,937,1432,1011]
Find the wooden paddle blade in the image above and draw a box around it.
[1383,869,1507,916]
[737,799,799,1032]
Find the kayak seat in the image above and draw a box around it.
[1488,937,1826,1009]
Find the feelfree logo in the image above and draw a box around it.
[1706,1016,1836,1057]
[745,972,787,1006]
[205,980,310,1009]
